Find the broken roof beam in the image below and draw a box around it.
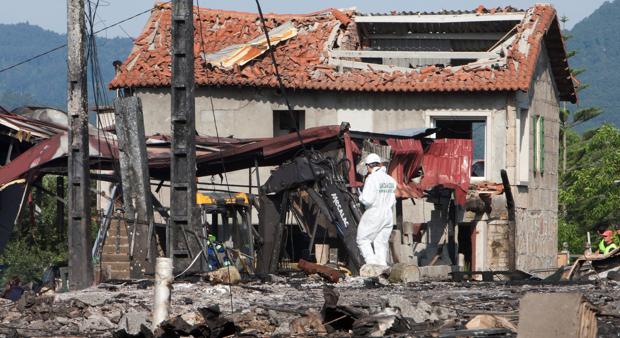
[330,50,497,60]
[354,13,525,24]
[366,32,505,41]
[328,58,415,73]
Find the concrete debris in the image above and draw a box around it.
[289,309,327,336]
[592,266,620,281]
[386,296,431,323]
[607,270,620,281]
[352,307,411,337]
[418,265,452,281]
[465,314,517,332]
[207,266,241,285]
[80,313,116,332]
[359,264,390,278]
[385,296,455,324]
[118,310,150,335]
[388,262,420,283]
[517,292,598,338]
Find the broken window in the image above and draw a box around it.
[273,110,305,137]
[435,119,486,178]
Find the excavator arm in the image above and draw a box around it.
[256,154,364,274]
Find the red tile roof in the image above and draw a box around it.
[109,3,576,103]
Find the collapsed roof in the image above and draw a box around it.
[109,3,576,103]
[0,112,471,204]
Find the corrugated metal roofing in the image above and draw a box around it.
[420,138,473,205]
[0,112,67,142]
[363,6,523,16]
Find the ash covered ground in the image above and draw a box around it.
[1,272,619,337]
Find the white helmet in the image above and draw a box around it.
[365,153,381,165]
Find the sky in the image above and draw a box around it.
[0,0,610,39]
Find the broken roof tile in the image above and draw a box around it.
[109,4,576,102]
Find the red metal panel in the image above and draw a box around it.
[0,134,64,185]
[386,138,424,199]
[419,138,473,205]
[0,125,473,207]
[0,126,345,186]
[0,131,123,186]
[344,132,363,188]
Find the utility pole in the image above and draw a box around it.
[560,15,569,175]
[170,0,197,261]
[56,176,65,241]
[67,0,93,289]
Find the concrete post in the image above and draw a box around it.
[153,257,173,328]
[67,0,93,290]
[170,0,198,261]
[114,97,155,277]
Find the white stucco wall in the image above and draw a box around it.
[131,73,559,271]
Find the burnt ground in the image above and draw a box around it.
[0,273,619,337]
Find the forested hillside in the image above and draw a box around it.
[567,0,620,131]
[0,23,132,110]
[0,0,618,126]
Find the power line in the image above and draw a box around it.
[253,0,308,152]
[0,45,67,74]
[195,0,236,314]
[0,3,167,74]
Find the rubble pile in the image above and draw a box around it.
[1,272,620,337]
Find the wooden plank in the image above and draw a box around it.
[367,32,504,40]
[330,50,496,60]
[355,13,524,24]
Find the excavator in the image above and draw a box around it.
[253,122,471,275]
[257,149,365,274]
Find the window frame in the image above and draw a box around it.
[425,111,492,182]
[272,109,305,137]
[531,114,545,176]
[516,108,530,185]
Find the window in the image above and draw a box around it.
[435,119,487,178]
[273,110,305,137]
[532,115,544,175]
[517,109,530,184]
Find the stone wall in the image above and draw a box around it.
[487,219,510,270]
[512,45,561,271]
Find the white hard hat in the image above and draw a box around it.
[365,153,381,165]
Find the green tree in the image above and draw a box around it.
[559,16,602,174]
[559,124,620,253]
[0,176,68,286]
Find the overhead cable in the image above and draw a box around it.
[0,2,169,74]
[254,0,308,152]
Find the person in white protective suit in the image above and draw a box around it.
[356,153,396,266]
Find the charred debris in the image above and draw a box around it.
[0,1,618,337]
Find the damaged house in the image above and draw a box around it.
[108,3,576,273]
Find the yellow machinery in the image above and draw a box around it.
[196,191,255,272]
